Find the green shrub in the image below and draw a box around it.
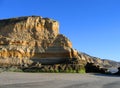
[77,69,85,73]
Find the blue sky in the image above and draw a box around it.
[0,0,120,61]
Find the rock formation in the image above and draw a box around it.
[0,16,119,73]
[85,63,108,74]
[0,16,83,68]
[114,67,120,75]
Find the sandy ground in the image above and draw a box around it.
[0,72,120,88]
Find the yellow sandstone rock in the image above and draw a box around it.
[0,16,81,66]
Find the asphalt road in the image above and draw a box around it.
[0,72,120,88]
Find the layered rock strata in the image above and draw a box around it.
[0,16,83,67]
[0,16,119,73]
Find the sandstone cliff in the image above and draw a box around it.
[80,52,120,68]
[0,16,119,73]
[0,16,82,67]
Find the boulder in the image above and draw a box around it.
[85,63,108,74]
[114,67,120,75]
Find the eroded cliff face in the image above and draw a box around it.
[0,16,83,66]
[0,16,118,71]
